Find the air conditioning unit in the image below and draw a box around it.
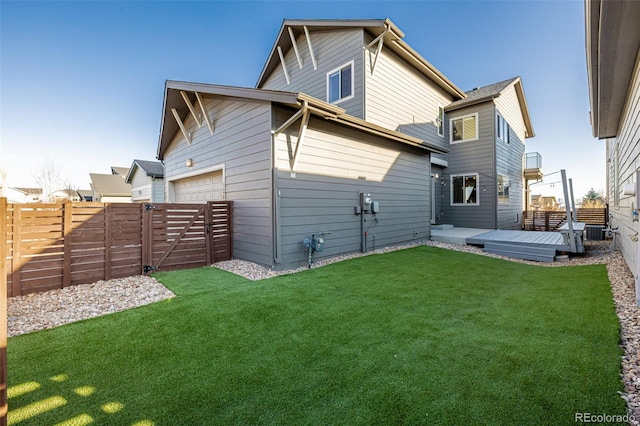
[586,225,604,241]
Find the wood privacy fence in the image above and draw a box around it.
[522,208,607,231]
[2,199,232,297]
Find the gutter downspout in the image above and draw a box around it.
[271,112,281,265]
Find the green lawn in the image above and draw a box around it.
[8,246,626,425]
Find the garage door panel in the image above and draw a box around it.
[175,171,224,203]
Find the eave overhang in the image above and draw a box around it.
[586,0,640,139]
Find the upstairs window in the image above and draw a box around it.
[450,113,478,143]
[437,105,445,137]
[497,113,510,144]
[498,174,510,203]
[327,61,354,104]
[451,173,479,205]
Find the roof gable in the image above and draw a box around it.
[445,77,535,138]
[255,18,466,99]
[89,173,131,196]
[125,159,164,183]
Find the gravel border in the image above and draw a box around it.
[8,238,640,422]
[8,275,175,337]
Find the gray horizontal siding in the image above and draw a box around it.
[441,102,496,229]
[260,28,365,119]
[273,113,430,270]
[496,90,526,230]
[163,96,274,266]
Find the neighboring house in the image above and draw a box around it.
[13,188,42,203]
[157,18,537,269]
[49,188,82,202]
[125,159,165,203]
[3,187,40,203]
[530,195,559,211]
[89,173,132,202]
[586,1,640,280]
[111,166,131,177]
[77,189,93,201]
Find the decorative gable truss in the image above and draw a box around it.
[363,23,400,75]
[278,26,318,85]
[171,90,215,144]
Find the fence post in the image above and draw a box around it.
[0,198,7,425]
[545,211,550,231]
[104,203,112,280]
[63,202,73,288]
[205,202,213,265]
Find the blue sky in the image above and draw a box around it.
[1,0,601,200]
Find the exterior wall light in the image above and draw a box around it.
[186,159,193,167]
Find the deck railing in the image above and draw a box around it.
[522,208,607,231]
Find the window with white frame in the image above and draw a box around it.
[437,105,445,137]
[327,61,354,104]
[450,113,478,143]
[498,174,510,203]
[496,113,510,144]
[451,173,479,205]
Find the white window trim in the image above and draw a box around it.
[498,173,510,203]
[437,105,445,138]
[450,172,480,206]
[450,113,479,144]
[326,60,355,105]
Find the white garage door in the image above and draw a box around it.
[174,171,224,203]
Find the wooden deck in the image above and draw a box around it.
[466,230,577,261]
[466,230,565,247]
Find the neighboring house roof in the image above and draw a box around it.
[255,18,466,99]
[445,77,535,138]
[77,189,93,200]
[111,166,130,176]
[158,80,449,160]
[586,0,640,139]
[89,173,132,196]
[51,188,81,199]
[15,187,42,196]
[125,159,164,183]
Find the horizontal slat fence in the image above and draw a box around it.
[3,199,232,297]
[522,208,607,231]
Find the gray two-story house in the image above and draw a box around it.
[257,19,535,230]
[157,18,537,269]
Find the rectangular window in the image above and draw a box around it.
[437,105,445,137]
[327,61,354,104]
[498,174,510,203]
[451,173,479,205]
[450,113,478,143]
[496,113,510,143]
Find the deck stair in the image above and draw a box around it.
[483,241,558,262]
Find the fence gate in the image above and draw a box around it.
[142,201,232,273]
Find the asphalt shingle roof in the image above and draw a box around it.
[445,77,519,111]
